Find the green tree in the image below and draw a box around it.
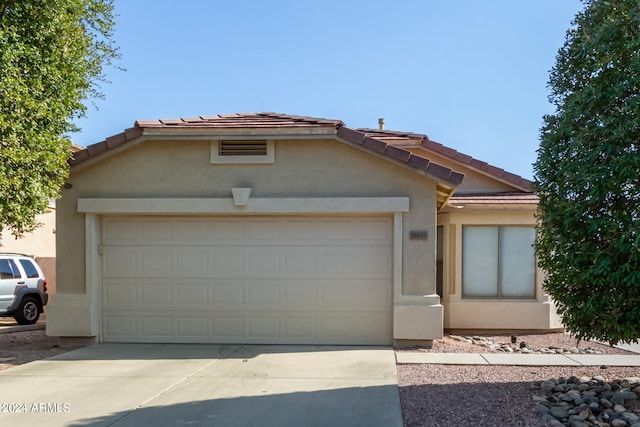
[0,0,118,237]
[534,0,640,345]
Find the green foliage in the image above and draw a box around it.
[0,0,118,237]
[534,0,640,345]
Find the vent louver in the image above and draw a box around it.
[219,140,268,156]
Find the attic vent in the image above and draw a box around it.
[210,140,275,164]
[219,140,268,156]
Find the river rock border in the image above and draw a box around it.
[533,376,640,426]
[449,335,605,354]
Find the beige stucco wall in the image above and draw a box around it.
[50,137,444,342]
[1,209,57,294]
[437,207,563,331]
[1,209,56,257]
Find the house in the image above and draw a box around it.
[1,206,57,294]
[47,113,562,347]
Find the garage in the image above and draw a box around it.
[101,215,393,345]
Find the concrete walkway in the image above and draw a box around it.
[0,343,402,427]
[396,351,640,366]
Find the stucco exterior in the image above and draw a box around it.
[49,132,451,345]
[1,208,57,294]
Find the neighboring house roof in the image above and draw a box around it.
[69,113,467,208]
[358,128,533,192]
[449,192,539,205]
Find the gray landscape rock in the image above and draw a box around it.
[534,376,640,426]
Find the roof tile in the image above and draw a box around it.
[407,154,430,170]
[384,145,411,162]
[104,133,126,149]
[363,136,387,153]
[71,149,89,164]
[86,142,108,157]
[159,118,183,126]
[336,126,365,145]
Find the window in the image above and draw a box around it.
[19,259,39,278]
[210,140,274,164]
[0,259,18,280]
[462,226,536,298]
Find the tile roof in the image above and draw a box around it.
[69,112,464,189]
[357,128,533,191]
[134,112,344,129]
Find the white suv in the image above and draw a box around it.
[0,253,49,325]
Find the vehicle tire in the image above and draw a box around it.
[14,297,40,325]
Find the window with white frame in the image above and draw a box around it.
[462,226,536,298]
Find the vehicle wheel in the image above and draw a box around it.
[14,297,40,325]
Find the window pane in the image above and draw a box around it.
[20,259,39,278]
[500,227,536,298]
[0,259,16,279]
[462,226,498,297]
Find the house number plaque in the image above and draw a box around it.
[409,230,428,240]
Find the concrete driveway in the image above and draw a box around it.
[0,343,402,427]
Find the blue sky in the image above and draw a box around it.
[71,0,584,180]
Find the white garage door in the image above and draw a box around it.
[101,216,392,345]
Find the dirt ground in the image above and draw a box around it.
[0,329,76,371]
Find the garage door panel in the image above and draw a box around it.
[104,220,138,241]
[177,316,208,337]
[283,249,317,275]
[102,216,392,345]
[213,317,244,336]
[141,316,172,337]
[176,221,210,240]
[247,282,280,307]
[141,283,172,305]
[247,220,281,240]
[246,248,281,274]
[105,315,137,337]
[284,283,317,309]
[212,247,245,274]
[103,247,138,276]
[211,282,245,305]
[176,250,209,274]
[140,249,173,275]
[141,221,172,240]
[176,283,208,304]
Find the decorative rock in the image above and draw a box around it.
[601,398,613,408]
[535,376,640,426]
[449,335,611,354]
[624,412,640,423]
[550,406,570,419]
[613,403,627,414]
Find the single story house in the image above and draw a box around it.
[47,113,562,347]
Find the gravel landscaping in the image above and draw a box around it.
[2,329,640,426]
[397,333,640,426]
